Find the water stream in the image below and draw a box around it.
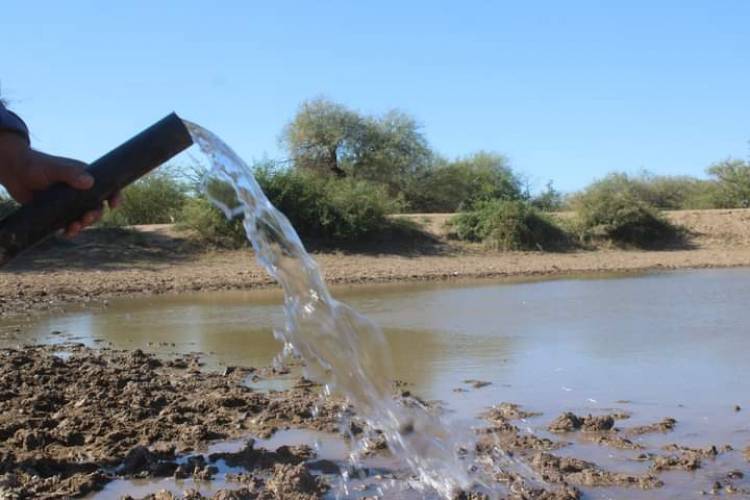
[185,123,490,498]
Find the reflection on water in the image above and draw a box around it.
[3,268,750,496]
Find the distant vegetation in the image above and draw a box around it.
[254,166,402,242]
[177,197,246,248]
[405,152,524,213]
[450,200,568,251]
[171,165,402,248]
[568,174,684,248]
[100,172,188,226]
[706,159,750,208]
[88,97,749,250]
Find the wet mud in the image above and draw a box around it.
[0,348,748,499]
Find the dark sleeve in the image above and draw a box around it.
[0,102,30,144]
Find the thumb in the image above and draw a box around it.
[41,158,94,191]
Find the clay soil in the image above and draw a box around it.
[1,209,750,317]
[2,346,747,499]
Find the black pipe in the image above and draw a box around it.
[0,112,193,267]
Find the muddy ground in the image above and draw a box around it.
[2,209,750,317]
[1,210,750,498]
[0,346,747,499]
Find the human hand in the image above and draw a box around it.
[0,132,121,238]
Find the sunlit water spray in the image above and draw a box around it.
[187,122,508,498]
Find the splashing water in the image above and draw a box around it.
[187,122,490,497]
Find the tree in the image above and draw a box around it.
[351,110,432,191]
[707,158,750,208]
[282,98,364,177]
[282,99,432,193]
[453,152,523,206]
[531,180,564,211]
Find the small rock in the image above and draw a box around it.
[463,379,492,389]
[549,412,581,432]
[727,470,744,480]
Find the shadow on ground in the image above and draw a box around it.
[304,221,455,257]
[2,221,456,274]
[2,226,204,273]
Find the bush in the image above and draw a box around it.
[179,167,402,247]
[572,175,682,247]
[403,152,524,213]
[178,196,246,248]
[101,172,187,226]
[450,200,568,251]
[707,159,750,208]
[255,167,401,242]
[635,174,715,210]
[531,181,564,212]
[567,171,718,211]
[320,177,402,240]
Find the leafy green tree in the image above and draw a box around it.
[282,99,432,193]
[282,98,364,177]
[350,110,432,192]
[707,159,750,208]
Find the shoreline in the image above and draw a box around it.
[1,209,750,316]
[2,252,749,317]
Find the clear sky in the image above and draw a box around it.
[2,1,748,192]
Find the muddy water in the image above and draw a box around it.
[3,268,750,498]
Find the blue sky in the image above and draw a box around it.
[3,1,748,192]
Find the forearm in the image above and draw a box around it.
[0,102,29,145]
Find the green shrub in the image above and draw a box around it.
[707,159,750,208]
[101,172,187,226]
[531,181,564,212]
[572,175,682,247]
[179,167,402,247]
[450,200,568,251]
[567,171,719,211]
[636,175,714,210]
[178,196,246,248]
[403,152,524,212]
[255,168,401,241]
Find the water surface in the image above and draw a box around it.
[3,268,750,498]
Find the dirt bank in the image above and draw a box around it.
[1,346,747,499]
[1,209,750,316]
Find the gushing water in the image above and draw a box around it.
[186,122,485,497]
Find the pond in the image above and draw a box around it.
[2,268,749,498]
